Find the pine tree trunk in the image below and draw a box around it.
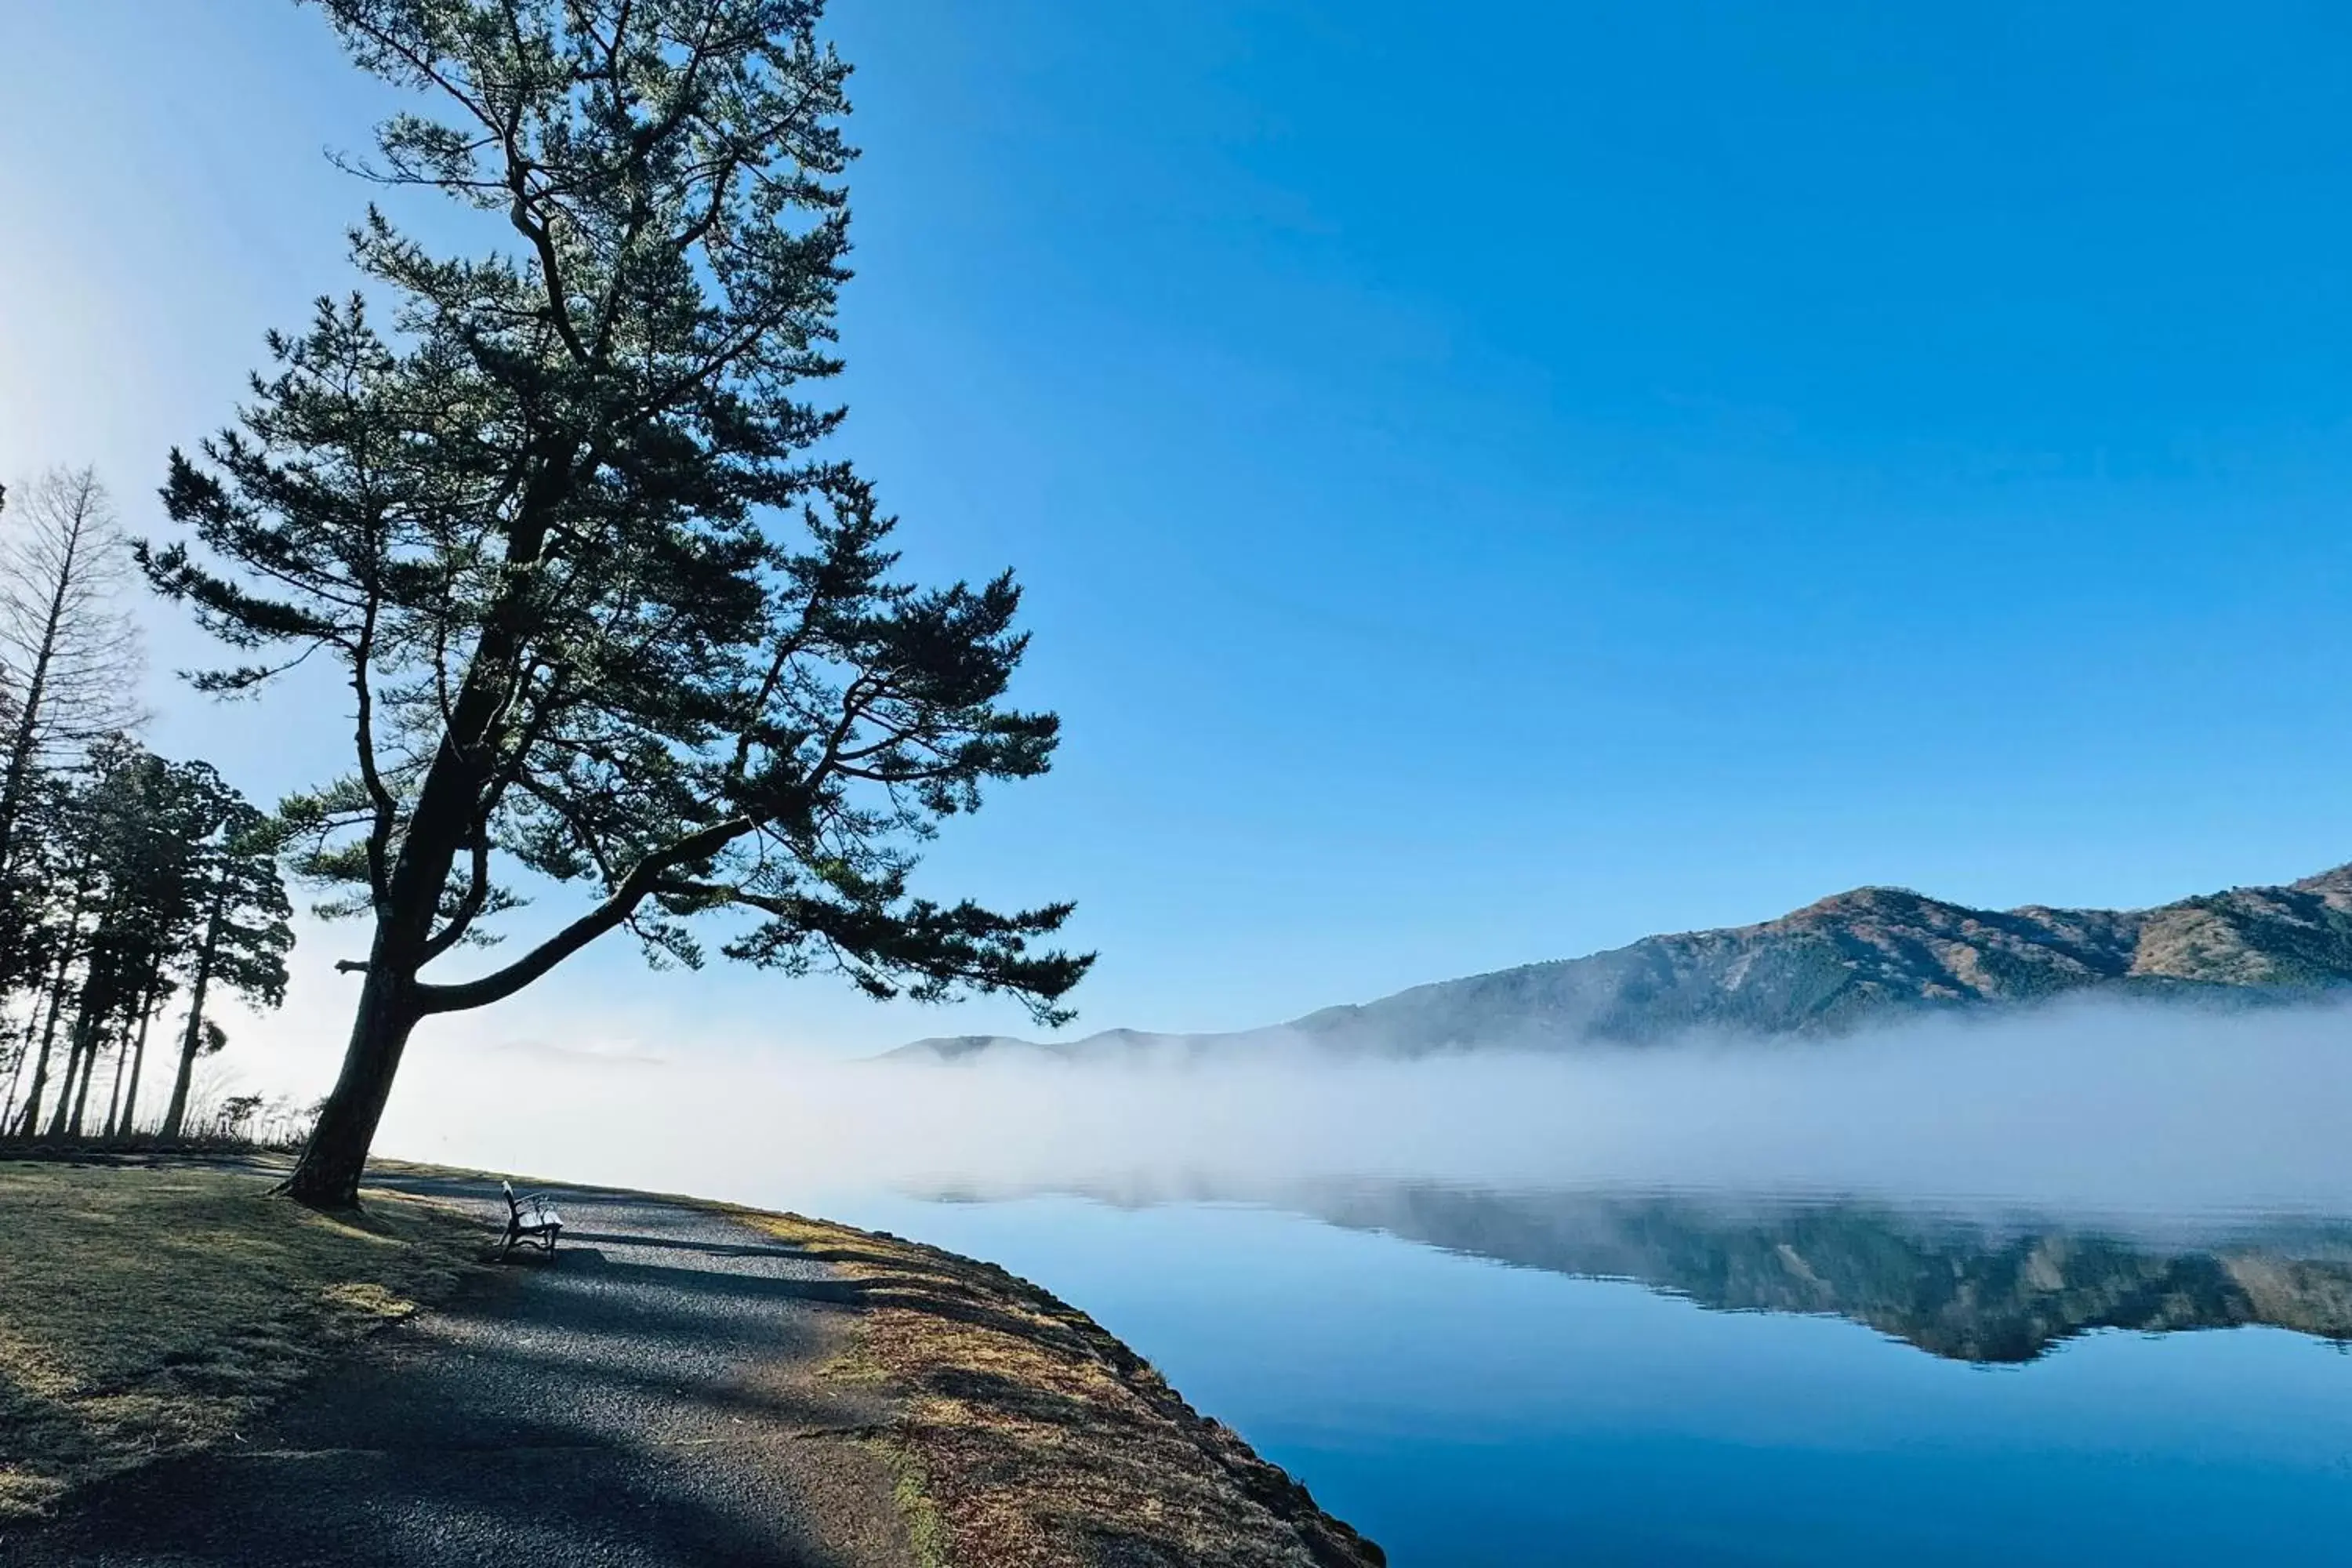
[15,852,95,1136]
[52,967,103,1138]
[161,895,224,1142]
[282,691,487,1207]
[280,960,419,1208]
[13,941,74,1137]
[100,975,156,1138]
[158,1011,205,1142]
[43,1031,83,1138]
[101,1029,128,1139]
[280,506,540,1207]
[60,1047,88,1135]
[116,978,158,1136]
[64,1038,96,1138]
[0,1012,28,1133]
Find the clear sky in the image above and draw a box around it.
[5,0,2352,1080]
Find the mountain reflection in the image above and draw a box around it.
[938,1178,2352,1363]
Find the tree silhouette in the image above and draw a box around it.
[144,0,1089,1205]
[159,800,292,1139]
[2,739,290,1142]
[0,468,142,999]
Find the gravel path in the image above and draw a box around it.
[16,1174,921,1568]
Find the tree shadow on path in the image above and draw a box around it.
[6,1181,917,1568]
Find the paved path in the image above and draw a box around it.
[18,1175,920,1568]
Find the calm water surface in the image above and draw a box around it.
[800,1183,2352,1567]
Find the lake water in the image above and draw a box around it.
[390,1018,2352,1564]
[801,1181,2352,1567]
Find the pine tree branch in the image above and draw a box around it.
[418,829,493,962]
[412,813,750,1014]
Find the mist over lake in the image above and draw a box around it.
[379,996,2352,1214]
[368,1000,2352,1565]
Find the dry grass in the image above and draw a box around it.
[0,1158,487,1518]
[735,1210,1385,1568]
[0,1153,1380,1561]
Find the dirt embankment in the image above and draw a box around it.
[735,1209,1385,1568]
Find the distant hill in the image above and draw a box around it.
[885,863,2352,1061]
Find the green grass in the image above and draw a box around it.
[0,1159,488,1517]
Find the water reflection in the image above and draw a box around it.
[931,1178,2352,1363]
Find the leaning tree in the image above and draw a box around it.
[143,0,1089,1206]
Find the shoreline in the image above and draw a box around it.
[2,1150,1382,1566]
[726,1203,1385,1568]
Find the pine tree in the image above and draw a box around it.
[158,800,292,1140]
[42,739,159,1138]
[143,0,1089,1205]
[2,741,290,1142]
[4,770,97,1138]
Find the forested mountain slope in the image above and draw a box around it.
[891,864,2352,1060]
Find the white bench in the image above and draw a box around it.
[500,1180,563,1259]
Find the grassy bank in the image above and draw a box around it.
[739,1210,1385,1568]
[3,1157,1380,1566]
[0,1159,485,1518]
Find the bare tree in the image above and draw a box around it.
[0,467,144,879]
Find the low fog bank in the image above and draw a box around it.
[353,994,2352,1223]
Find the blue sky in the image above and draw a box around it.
[5,0,2352,1069]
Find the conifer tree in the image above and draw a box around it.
[159,800,293,1140]
[2,741,291,1142]
[42,739,162,1138]
[143,0,1088,1205]
[5,769,100,1138]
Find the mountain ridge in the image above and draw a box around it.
[887,862,2352,1061]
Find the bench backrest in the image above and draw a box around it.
[501,1179,520,1214]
